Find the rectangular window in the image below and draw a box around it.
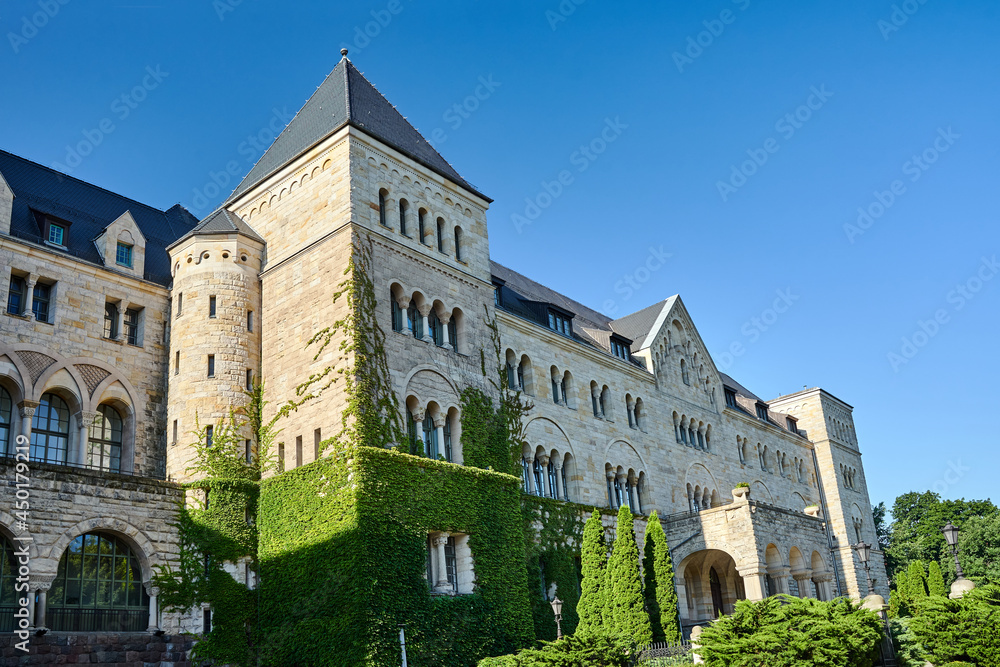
[115,242,133,268]
[548,310,572,337]
[724,388,738,409]
[206,425,214,447]
[176,293,183,317]
[175,350,180,375]
[611,339,631,360]
[124,308,140,345]
[203,608,212,634]
[246,368,253,391]
[756,404,768,420]
[295,436,303,467]
[247,310,254,332]
[209,295,217,318]
[245,439,253,464]
[6,276,24,314]
[172,420,178,444]
[278,443,285,472]
[48,223,65,246]
[314,428,322,461]
[32,283,51,323]
[207,355,215,378]
[104,303,119,339]
[786,417,798,433]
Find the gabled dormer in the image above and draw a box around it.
[93,210,146,279]
[0,168,13,236]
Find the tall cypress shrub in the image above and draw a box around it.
[908,560,929,599]
[889,570,909,618]
[604,505,653,645]
[927,560,947,597]
[642,511,680,643]
[576,510,608,635]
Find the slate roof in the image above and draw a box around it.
[720,371,802,435]
[610,298,677,349]
[0,149,197,286]
[168,208,264,249]
[227,57,486,203]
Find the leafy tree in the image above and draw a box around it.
[696,596,883,667]
[927,560,947,597]
[908,585,1000,666]
[604,505,653,645]
[957,511,1000,586]
[576,510,608,635]
[642,511,681,643]
[907,561,928,600]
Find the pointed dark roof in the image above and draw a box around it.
[168,208,263,249]
[227,58,487,203]
[610,299,676,349]
[0,149,197,285]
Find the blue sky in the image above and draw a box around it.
[2,0,997,510]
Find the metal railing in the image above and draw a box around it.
[0,606,16,633]
[0,453,166,480]
[48,607,148,633]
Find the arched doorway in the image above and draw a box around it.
[709,567,724,618]
[678,549,745,628]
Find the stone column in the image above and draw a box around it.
[35,583,50,630]
[792,569,813,598]
[626,399,636,428]
[813,573,834,601]
[146,583,160,632]
[606,469,617,508]
[537,455,550,497]
[770,567,791,595]
[113,300,126,341]
[524,454,536,495]
[22,277,36,317]
[433,416,445,461]
[591,384,601,417]
[433,534,451,592]
[628,477,639,512]
[553,459,564,500]
[615,471,627,509]
[737,565,768,601]
[417,304,433,343]
[18,401,38,447]
[439,312,451,348]
[397,296,412,334]
[412,409,426,452]
[73,411,98,466]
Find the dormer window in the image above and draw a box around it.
[724,387,738,409]
[755,403,768,421]
[116,242,133,268]
[610,337,631,361]
[48,223,65,245]
[547,309,572,337]
[786,417,798,434]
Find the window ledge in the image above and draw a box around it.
[4,311,30,320]
[44,240,68,251]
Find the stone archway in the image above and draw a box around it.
[676,549,745,626]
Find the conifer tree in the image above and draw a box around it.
[576,509,608,635]
[927,560,947,597]
[642,511,680,643]
[604,505,653,645]
[908,560,929,599]
[889,570,909,618]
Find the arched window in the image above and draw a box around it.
[0,385,12,455]
[104,302,118,339]
[423,414,438,459]
[627,479,636,513]
[532,458,544,497]
[560,375,569,406]
[429,311,443,346]
[31,393,70,464]
[614,476,625,508]
[547,459,557,499]
[418,208,426,244]
[447,318,457,352]
[697,430,705,450]
[391,293,404,332]
[599,387,608,417]
[636,475,645,514]
[606,474,615,508]
[561,461,569,501]
[551,372,560,404]
[436,217,445,252]
[517,361,525,392]
[48,532,150,631]
[454,227,463,262]
[521,457,531,492]
[443,416,453,462]
[681,359,690,385]
[407,302,423,339]
[399,199,409,236]
[88,405,123,472]
[378,190,388,227]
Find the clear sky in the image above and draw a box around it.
[2,0,997,511]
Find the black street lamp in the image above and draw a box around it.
[941,521,965,579]
[853,541,875,595]
[549,596,564,639]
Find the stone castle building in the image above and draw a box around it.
[0,53,886,654]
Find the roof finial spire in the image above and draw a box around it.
[340,48,349,59]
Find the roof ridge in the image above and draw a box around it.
[343,58,352,119]
[0,149,180,218]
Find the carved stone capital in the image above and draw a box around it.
[431,534,450,548]
[74,410,99,429]
[537,455,550,467]
[18,400,40,418]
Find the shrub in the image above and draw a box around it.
[604,505,653,645]
[696,595,883,667]
[909,585,1000,666]
[735,482,750,489]
[476,634,631,666]
[939,662,976,667]
[927,560,947,597]
[577,510,608,635]
[643,511,681,643]
[907,560,929,600]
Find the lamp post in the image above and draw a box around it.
[941,521,975,598]
[853,541,875,596]
[549,596,564,640]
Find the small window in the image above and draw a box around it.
[418,209,427,245]
[786,417,798,433]
[314,428,322,461]
[209,296,217,318]
[547,310,572,337]
[246,368,253,391]
[176,293,183,317]
[124,308,140,345]
[206,425,214,447]
[278,442,285,472]
[724,388,738,409]
[104,303,119,339]
[6,276,25,315]
[295,436,303,467]
[391,299,403,332]
[454,227,463,261]
[245,439,253,464]
[115,242,133,268]
[203,608,212,635]
[172,420,178,444]
[756,404,768,421]
[48,223,65,246]
[32,283,51,323]
[610,338,630,360]
[399,199,409,236]
[175,350,180,375]
[207,355,215,378]
[247,310,254,332]
[378,190,389,227]
[436,218,445,252]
